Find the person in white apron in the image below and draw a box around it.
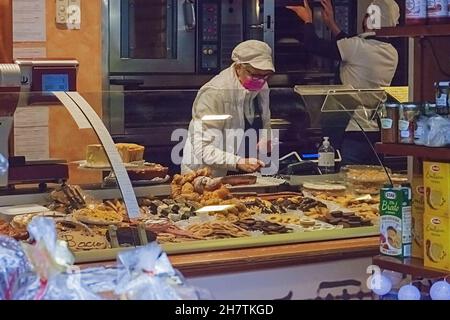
[288,0,399,165]
[181,40,275,177]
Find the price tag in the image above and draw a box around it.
[62,92,141,219]
[383,86,409,103]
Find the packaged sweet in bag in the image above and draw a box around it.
[115,242,203,300]
[0,236,33,300]
[15,217,101,300]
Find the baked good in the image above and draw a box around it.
[299,217,316,227]
[85,143,145,167]
[49,184,87,213]
[86,144,110,167]
[127,164,168,181]
[221,175,257,186]
[73,206,123,225]
[115,143,145,163]
[0,220,28,240]
[106,227,157,247]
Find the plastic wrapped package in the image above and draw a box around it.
[115,242,205,300]
[426,116,450,147]
[0,236,33,300]
[414,115,429,146]
[14,217,101,300]
[77,266,121,299]
[2,218,208,300]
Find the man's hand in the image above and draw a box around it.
[237,158,265,173]
[320,0,342,36]
[286,0,313,24]
[321,0,334,27]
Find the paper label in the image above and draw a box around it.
[381,118,393,129]
[318,152,334,167]
[398,120,410,131]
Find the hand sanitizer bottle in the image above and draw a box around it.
[318,137,335,174]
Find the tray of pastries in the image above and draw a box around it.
[72,205,124,226]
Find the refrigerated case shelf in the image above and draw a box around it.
[373,255,448,279]
[375,143,450,161]
[376,24,450,38]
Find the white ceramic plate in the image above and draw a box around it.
[73,160,146,170]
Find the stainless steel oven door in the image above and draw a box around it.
[109,0,196,74]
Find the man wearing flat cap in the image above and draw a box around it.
[181,40,275,177]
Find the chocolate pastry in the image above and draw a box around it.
[342,211,355,218]
[235,220,291,234]
[348,216,362,222]
[338,221,351,229]
[106,227,157,247]
[328,218,342,225]
[330,211,344,218]
[349,221,362,228]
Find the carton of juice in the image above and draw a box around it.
[424,161,450,217]
[380,186,412,258]
[412,174,425,258]
[424,213,450,272]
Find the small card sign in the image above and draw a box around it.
[58,230,108,251]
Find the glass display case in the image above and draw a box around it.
[0,89,403,264]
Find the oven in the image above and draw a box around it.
[109,0,244,75]
[108,0,357,77]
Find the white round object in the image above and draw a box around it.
[398,284,421,300]
[430,281,450,301]
[382,270,403,286]
[0,153,8,175]
[368,274,392,296]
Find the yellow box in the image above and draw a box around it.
[424,213,450,272]
[412,212,424,259]
[412,174,424,258]
[424,162,450,217]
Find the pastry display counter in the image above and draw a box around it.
[0,89,395,291]
[0,89,397,299]
[1,180,380,263]
[80,236,379,277]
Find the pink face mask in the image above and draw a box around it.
[242,76,267,92]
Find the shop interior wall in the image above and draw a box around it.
[0,0,12,63]
[413,37,450,101]
[14,0,103,184]
[46,0,102,184]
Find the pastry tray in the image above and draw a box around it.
[130,175,171,185]
[73,225,379,263]
[226,175,287,191]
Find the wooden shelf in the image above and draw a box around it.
[373,255,448,279]
[376,24,450,38]
[376,143,450,161]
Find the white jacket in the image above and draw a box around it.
[181,65,271,177]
